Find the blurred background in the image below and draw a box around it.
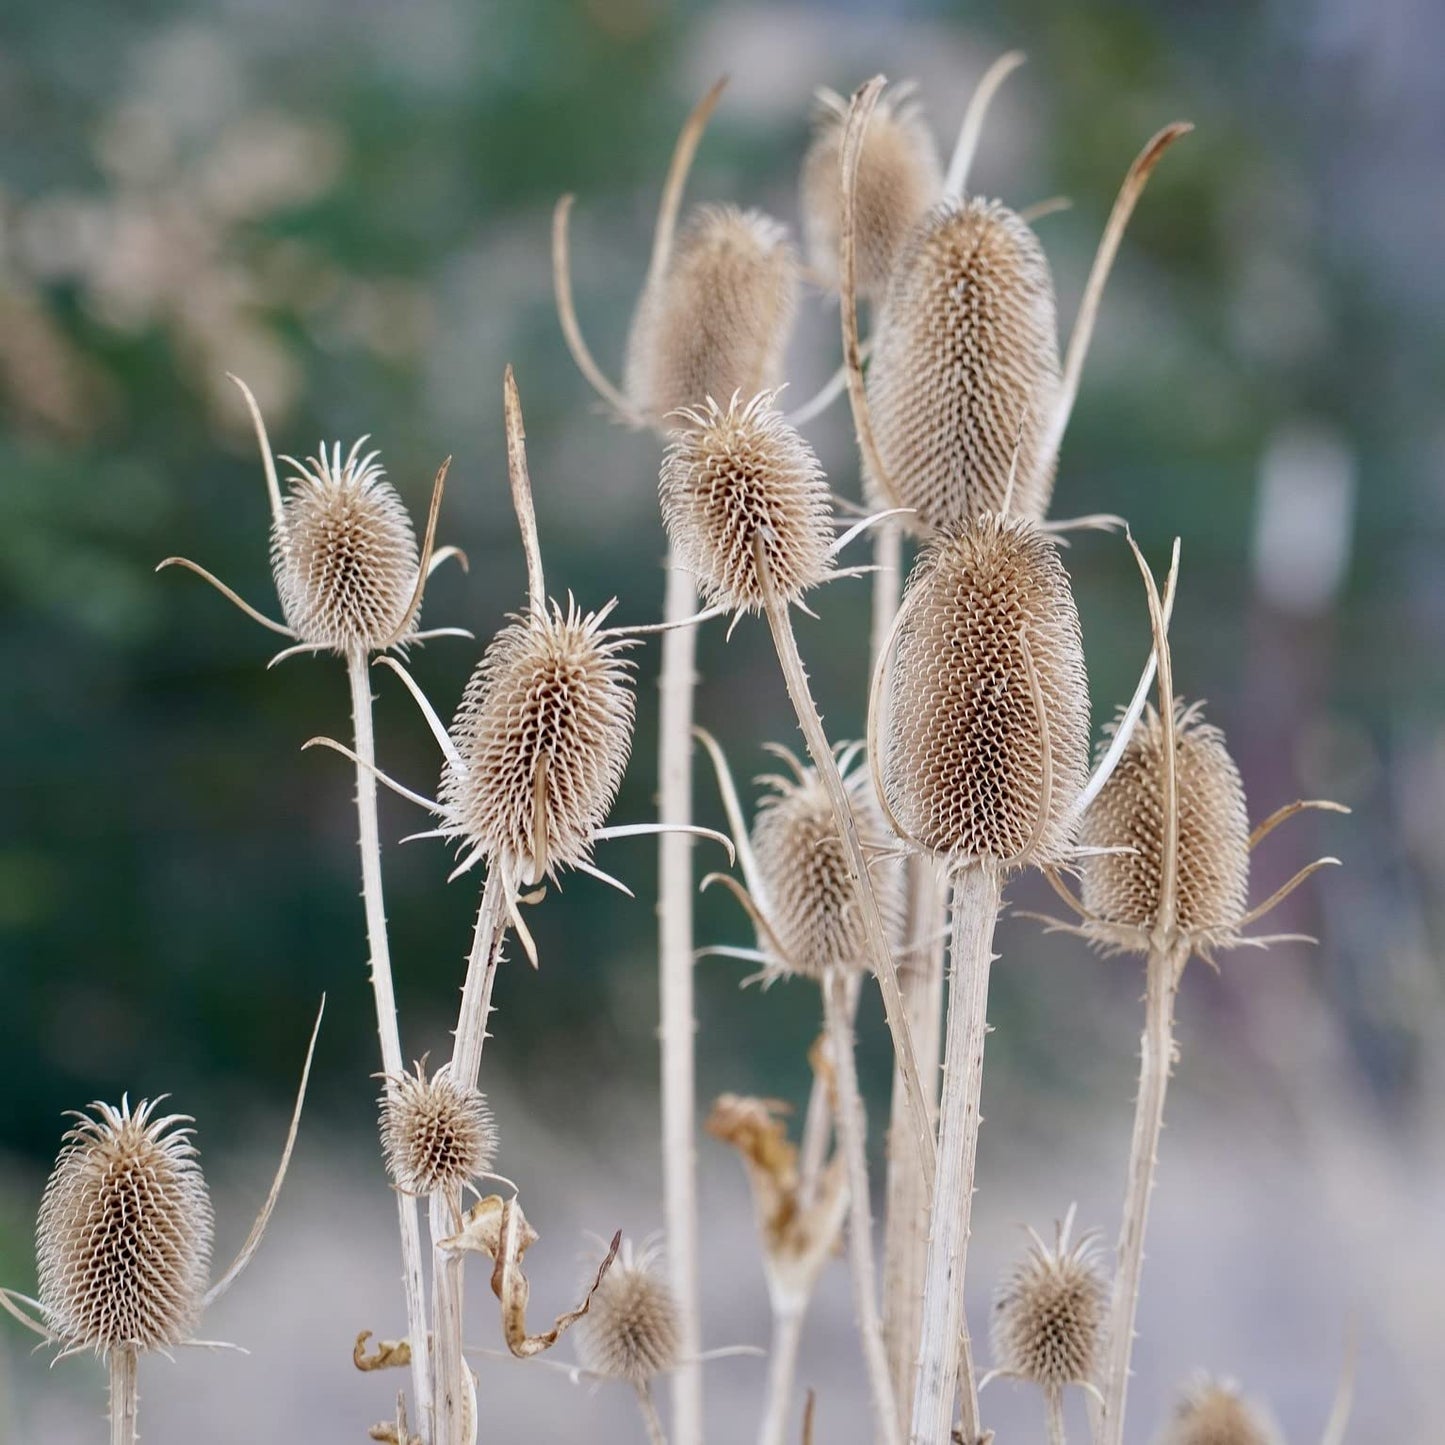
[1,0,1440,1440]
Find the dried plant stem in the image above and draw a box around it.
[823,968,903,1445]
[659,557,704,1445]
[347,646,434,1434]
[1045,1386,1066,1445]
[910,864,1002,1445]
[108,1347,138,1445]
[757,1302,806,1445]
[636,1382,669,1445]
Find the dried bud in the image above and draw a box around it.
[1079,702,1250,957]
[380,1060,496,1197]
[800,85,941,300]
[273,440,421,652]
[37,1097,213,1356]
[660,391,833,614]
[440,599,635,882]
[990,1213,1106,1390]
[881,516,1089,866]
[1157,1376,1284,1445]
[575,1240,681,1385]
[865,199,1060,529]
[625,205,799,424]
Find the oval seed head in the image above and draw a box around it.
[660,391,834,614]
[380,1060,497,1197]
[272,440,420,653]
[1157,1376,1284,1445]
[440,599,635,883]
[624,205,799,425]
[799,84,942,300]
[575,1239,681,1386]
[990,1214,1107,1390]
[1080,702,1251,957]
[882,516,1089,866]
[865,199,1061,530]
[36,1097,214,1356]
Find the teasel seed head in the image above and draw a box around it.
[624,205,799,425]
[380,1059,497,1197]
[575,1239,681,1386]
[864,198,1061,529]
[1157,1376,1284,1445]
[879,515,1089,868]
[272,439,422,653]
[440,597,636,884]
[800,84,941,300]
[660,391,834,614]
[1080,701,1250,957]
[36,1097,214,1357]
[989,1209,1106,1391]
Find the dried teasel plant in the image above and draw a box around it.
[379,1058,497,1199]
[1155,1376,1285,1445]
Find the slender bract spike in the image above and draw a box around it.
[155,557,295,638]
[646,77,730,294]
[503,367,547,620]
[226,372,285,531]
[373,656,465,772]
[380,456,450,649]
[943,50,1027,200]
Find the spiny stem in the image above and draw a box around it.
[636,1382,669,1445]
[347,646,433,1437]
[757,1303,806,1445]
[108,1347,138,1445]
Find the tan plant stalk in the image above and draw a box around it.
[109,1348,138,1445]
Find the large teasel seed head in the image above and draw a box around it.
[440,598,635,883]
[1157,1376,1284,1445]
[36,1097,214,1356]
[800,84,941,300]
[881,515,1089,866]
[380,1060,497,1197]
[865,198,1061,529]
[1079,701,1251,956]
[624,205,799,425]
[575,1239,681,1386]
[271,440,421,653]
[660,391,834,614]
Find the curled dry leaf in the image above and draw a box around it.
[353,1331,412,1372]
[368,1393,420,1445]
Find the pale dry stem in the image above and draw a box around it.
[109,1347,138,1445]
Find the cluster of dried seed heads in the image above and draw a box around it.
[380,1060,497,1197]
[575,1239,681,1385]
[1157,1376,1284,1445]
[36,1098,214,1356]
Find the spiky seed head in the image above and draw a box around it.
[36,1097,214,1356]
[882,516,1089,866]
[799,85,942,300]
[272,440,420,653]
[1079,702,1251,957]
[624,205,799,425]
[751,747,902,979]
[1157,1376,1284,1445]
[865,199,1061,530]
[660,391,834,614]
[440,599,635,882]
[575,1239,681,1385]
[380,1060,496,1197]
[990,1214,1107,1390]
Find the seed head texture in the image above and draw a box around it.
[576,1243,681,1386]
[381,1061,497,1197]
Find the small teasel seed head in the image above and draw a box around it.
[380,1060,497,1197]
[882,515,1089,866]
[1157,1375,1284,1445]
[1080,701,1251,956]
[272,440,420,652]
[36,1097,214,1356]
[752,747,902,979]
[660,391,834,614]
[440,598,635,882]
[800,84,942,300]
[624,204,799,425]
[575,1238,681,1385]
[990,1212,1106,1390]
[865,198,1061,529]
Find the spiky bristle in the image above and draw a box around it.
[1157,1376,1285,1445]
[380,1060,497,1197]
[575,1240,681,1385]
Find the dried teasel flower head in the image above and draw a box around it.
[379,1059,497,1197]
[877,514,1089,869]
[575,1238,681,1385]
[660,391,834,614]
[36,1097,214,1356]
[800,83,941,300]
[988,1207,1107,1393]
[1156,1375,1284,1445]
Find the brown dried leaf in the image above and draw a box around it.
[368,1392,420,1445]
[353,1331,412,1372]
[437,1193,539,1260]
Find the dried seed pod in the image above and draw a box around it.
[1079,701,1250,957]
[37,1098,214,1356]
[659,390,833,614]
[440,598,635,883]
[380,1060,497,1197]
[575,1240,681,1385]
[1157,1376,1284,1445]
[863,198,1061,529]
[880,515,1089,867]
[273,440,422,652]
[624,205,799,425]
[800,85,941,300]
